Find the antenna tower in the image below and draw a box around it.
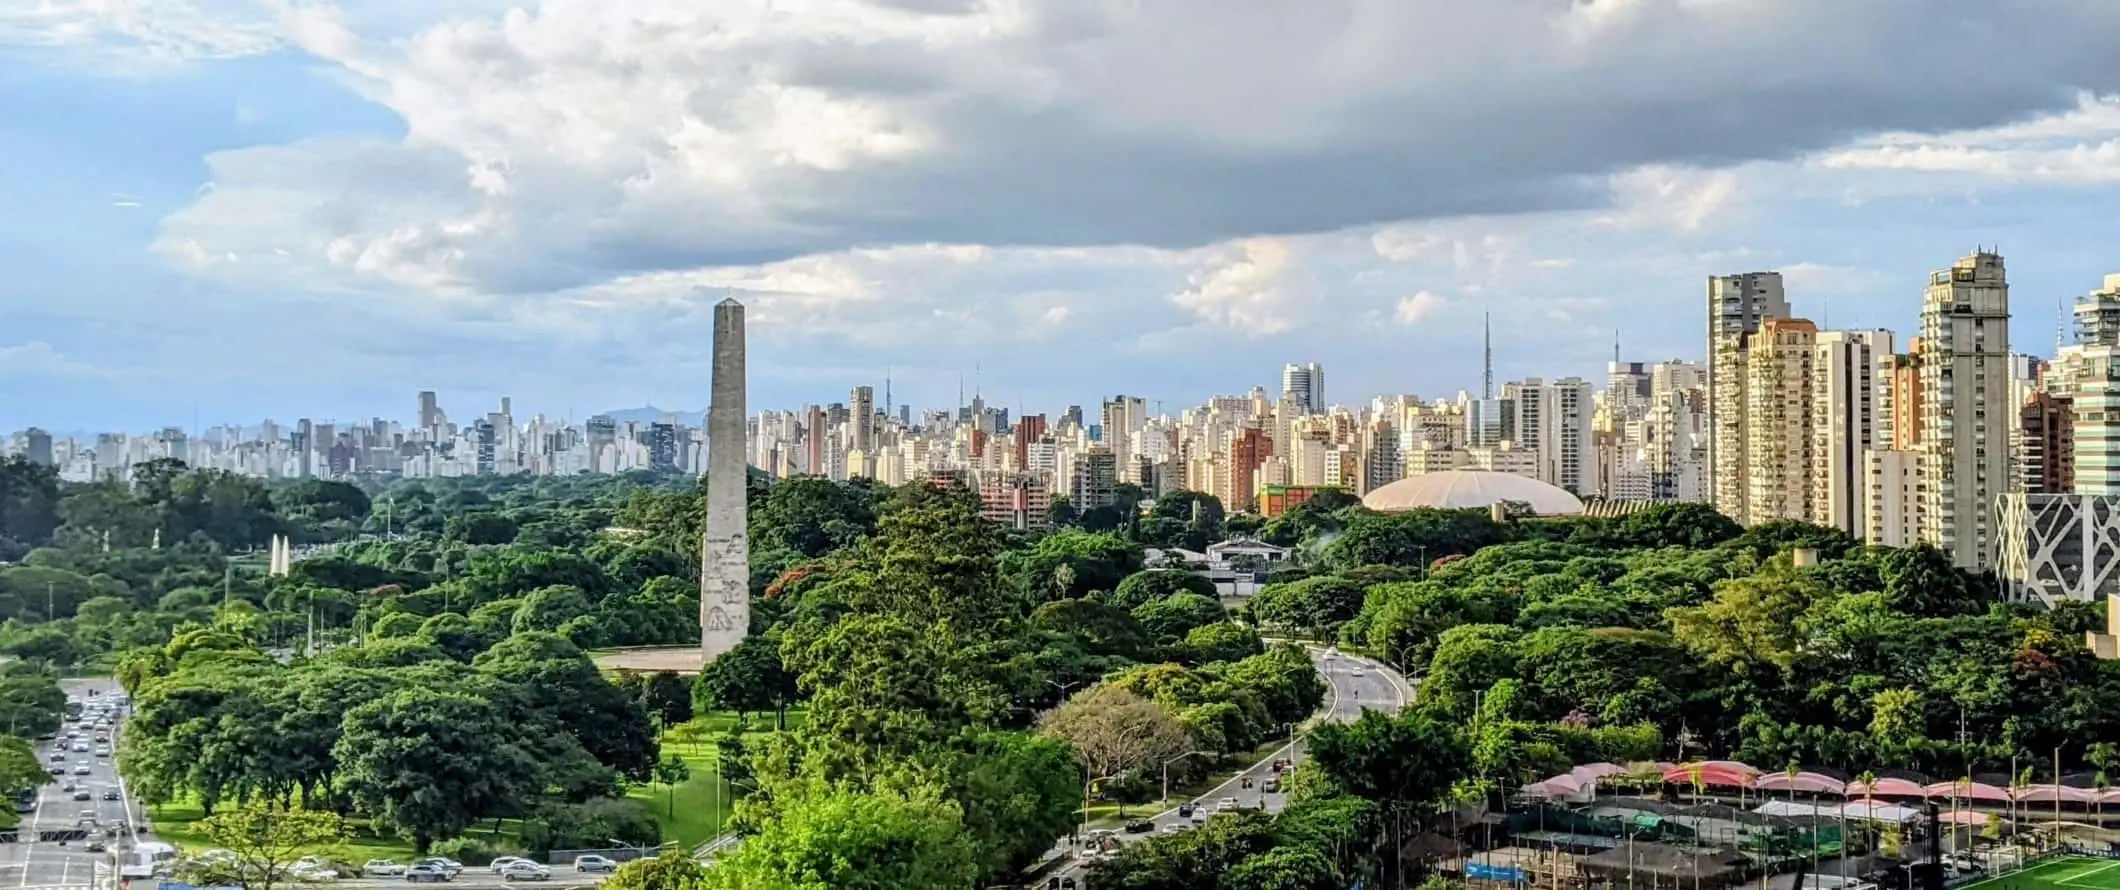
[1482,312,1494,399]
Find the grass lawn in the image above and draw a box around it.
[630,710,806,847]
[1962,857,2120,890]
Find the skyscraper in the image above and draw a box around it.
[1707,272,1790,520]
[1281,363,1324,415]
[1920,250,2011,569]
[1811,330,1893,536]
[2070,274,2120,495]
[849,385,876,455]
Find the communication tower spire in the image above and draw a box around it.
[1482,312,1494,399]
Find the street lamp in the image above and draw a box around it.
[1160,751,1212,806]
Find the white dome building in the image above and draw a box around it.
[1361,470,1585,516]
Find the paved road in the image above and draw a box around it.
[1043,647,1411,884]
[0,678,131,890]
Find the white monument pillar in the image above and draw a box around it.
[701,299,751,663]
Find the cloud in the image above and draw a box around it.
[0,0,285,63]
[1169,239,1312,336]
[1394,291,1446,326]
[1814,93,2120,185]
[146,0,2120,297]
[1778,262,1887,294]
[0,342,108,381]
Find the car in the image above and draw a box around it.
[1189,809,1208,825]
[102,790,119,801]
[70,744,87,753]
[1350,670,1366,678]
[94,749,109,758]
[413,858,462,877]
[46,766,62,776]
[363,860,408,877]
[1161,824,1185,835]
[49,754,63,763]
[1217,796,1240,809]
[488,857,535,874]
[71,792,90,801]
[1263,777,1281,793]
[404,865,450,883]
[291,862,339,882]
[85,841,106,853]
[1123,819,1154,834]
[1176,803,1195,817]
[498,862,552,882]
[72,767,90,775]
[61,783,74,792]
[573,856,618,873]
[94,735,108,743]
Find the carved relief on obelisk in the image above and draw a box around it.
[701,299,751,664]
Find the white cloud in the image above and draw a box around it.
[0,342,107,381]
[134,0,2120,300]
[0,0,284,63]
[1394,291,1446,325]
[1169,239,1311,336]
[1814,93,2120,185]
[1778,262,1887,294]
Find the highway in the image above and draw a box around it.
[0,678,132,890]
[1041,647,1412,885]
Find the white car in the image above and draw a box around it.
[364,860,408,877]
[488,857,535,874]
[1217,797,1240,809]
[573,856,618,873]
[498,862,552,882]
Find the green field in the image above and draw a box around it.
[146,798,425,862]
[1964,857,2120,890]
[630,710,805,847]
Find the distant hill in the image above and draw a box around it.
[597,406,706,426]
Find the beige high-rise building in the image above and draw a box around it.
[1920,251,2012,569]
[1743,317,1817,525]
[1811,330,1894,537]
[1708,272,1791,519]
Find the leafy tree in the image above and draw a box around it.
[1307,709,1470,811]
[0,662,64,737]
[189,802,347,890]
[653,754,691,818]
[333,687,540,851]
[694,635,797,723]
[1248,576,1366,635]
[1132,593,1226,641]
[1004,531,1145,602]
[0,735,51,801]
[606,851,709,890]
[1109,569,1219,610]
[705,785,979,890]
[1038,686,1191,786]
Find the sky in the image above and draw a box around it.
[6,0,2120,434]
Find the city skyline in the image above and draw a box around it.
[6,5,2120,431]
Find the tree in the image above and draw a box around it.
[0,736,51,799]
[0,663,64,738]
[1038,686,1191,786]
[1133,593,1226,641]
[653,754,691,818]
[705,785,979,890]
[333,687,540,851]
[190,801,347,890]
[1109,569,1218,610]
[694,635,797,723]
[1248,576,1367,635]
[1306,709,1470,810]
[606,851,709,890]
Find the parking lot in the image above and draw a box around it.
[0,678,131,890]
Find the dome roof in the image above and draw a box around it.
[1361,470,1585,516]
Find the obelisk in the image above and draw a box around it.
[701,298,750,664]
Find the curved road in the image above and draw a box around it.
[1042,647,1411,884]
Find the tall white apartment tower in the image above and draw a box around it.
[1811,330,1894,537]
[1281,363,1325,415]
[2073,276,2120,496]
[1920,251,2012,570]
[1708,272,1791,520]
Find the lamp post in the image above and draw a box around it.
[1161,751,1212,807]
